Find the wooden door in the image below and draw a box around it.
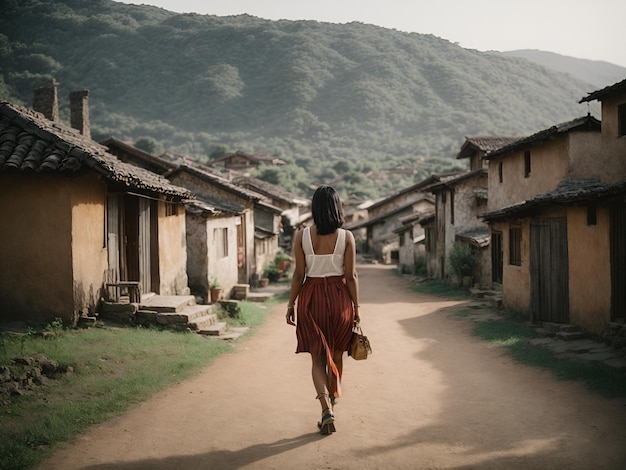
[237,216,246,283]
[491,230,503,284]
[611,202,626,320]
[138,198,151,295]
[107,194,121,276]
[123,197,140,283]
[530,218,569,323]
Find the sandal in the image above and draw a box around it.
[315,392,336,434]
[317,409,336,435]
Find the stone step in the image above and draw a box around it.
[137,305,211,326]
[556,331,587,341]
[197,321,229,336]
[216,326,250,340]
[139,295,197,313]
[188,314,219,331]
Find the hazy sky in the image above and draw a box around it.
[115,0,626,67]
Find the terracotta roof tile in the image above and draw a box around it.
[482,179,626,220]
[456,136,520,159]
[0,102,193,199]
[579,78,626,103]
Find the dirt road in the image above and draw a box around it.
[36,264,626,469]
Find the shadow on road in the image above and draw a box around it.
[82,432,325,469]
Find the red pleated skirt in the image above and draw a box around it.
[295,275,355,397]
[295,275,354,355]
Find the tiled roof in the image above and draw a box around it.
[367,172,460,211]
[428,168,487,192]
[232,175,308,205]
[482,179,626,221]
[186,197,244,216]
[346,196,434,230]
[456,136,520,159]
[0,102,193,199]
[484,115,601,160]
[210,150,286,166]
[168,162,261,201]
[456,227,490,248]
[100,137,178,173]
[579,78,626,103]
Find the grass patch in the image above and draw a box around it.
[412,279,470,300]
[470,314,626,398]
[216,301,271,328]
[0,324,233,470]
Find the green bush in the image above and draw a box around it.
[448,242,478,278]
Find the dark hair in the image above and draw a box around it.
[311,186,344,235]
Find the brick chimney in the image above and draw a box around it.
[69,90,90,138]
[32,80,59,122]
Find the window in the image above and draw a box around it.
[524,151,531,178]
[498,161,503,183]
[618,103,626,137]
[214,227,228,258]
[425,227,435,253]
[509,225,522,266]
[450,189,455,225]
[166,203,178,217]
[587,205,597,226]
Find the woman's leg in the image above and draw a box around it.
[329,350,343,398]
[311,353,332,411]
[312,353,335,434]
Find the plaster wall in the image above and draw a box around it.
[186,213,208,299]
[566,132,604,181]
[566,206,612,334]
[157,202,189,295]
[0,174,83,323]
[488,139,569,212]
[599,94,626,182]
[71,174,108,321]
[492,220,531,314]
[206,215,240,298]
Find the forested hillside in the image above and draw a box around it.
[502,50,625,89]
[0,0,610,197]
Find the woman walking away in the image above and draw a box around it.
[285,186,360,435]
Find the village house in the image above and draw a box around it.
[100,137,178,175]
[394,212,426,275]
[480,107,615,333]
[209,150,286,171]
[347,178,436,264]
[166,163,260,299]
[424,136,519,285]
[0,87,193,325]
[231,174,309,252]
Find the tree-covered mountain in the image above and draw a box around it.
[0,0,615,197]
[502,50,626,89]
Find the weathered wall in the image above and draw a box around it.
[488,139,569,212]
[71,174,108,321]
[566,131,604,181]
[567,206,612,334]
[0,174,78,323]
[186,212,209,299]
[206,215,240,298]
[169,171,255,284]
[492,220,531,314]
[599,94,626,183]
[157,201,189,295]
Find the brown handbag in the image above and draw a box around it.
[350,324,372,360]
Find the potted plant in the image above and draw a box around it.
[209,278,223,303]
[264,264,280,283]
[448,242,478,289]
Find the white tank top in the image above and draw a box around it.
[302,227,346,277]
